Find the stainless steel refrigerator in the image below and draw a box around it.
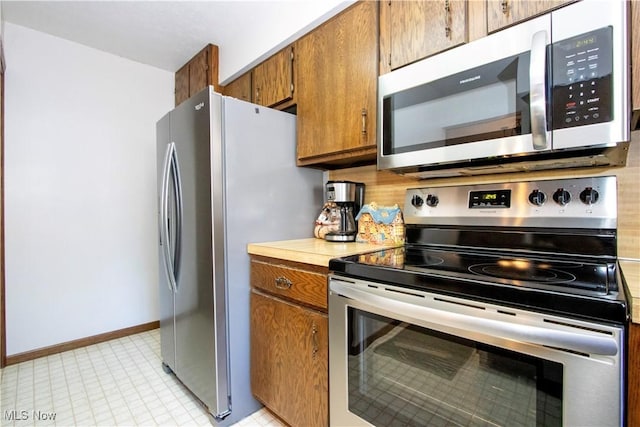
[156,87,323,425]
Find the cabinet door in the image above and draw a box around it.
[251,290,328,427]
[175,44,220,106]
[296,1,378,166]
[224,71,252,103]
[189,48,209,98]
[252,46,294,107]
[487,0,572,33]
[380,0,467,73]
[175,63,190,106]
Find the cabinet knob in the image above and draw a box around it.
[501,0,509,14]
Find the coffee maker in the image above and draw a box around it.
[324,180,365,242]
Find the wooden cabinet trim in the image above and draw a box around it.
[297,146,377,168]
[250,255,329,275]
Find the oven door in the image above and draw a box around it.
[329,275,625,427]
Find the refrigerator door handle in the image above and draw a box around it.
[170,142,184,290]
[160,142,179,293]
[160,143,173,292]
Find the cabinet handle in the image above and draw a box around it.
[289,47,295,94]
[361,108,367,135]
[444,0,451,39]
[274,276,293,290]
[311,322,318,358]
[255,87,261,104]
[501,0,509,14]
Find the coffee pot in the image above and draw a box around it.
[324,180,365,242]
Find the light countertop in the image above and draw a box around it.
[247,238,401,267]
[248,239,640,324]
[620,260,640,324]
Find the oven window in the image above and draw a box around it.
[382,53,532,155]
[347,308,563,427]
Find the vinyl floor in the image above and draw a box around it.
[0,329,285,427]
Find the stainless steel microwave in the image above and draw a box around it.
[378,0,630,178]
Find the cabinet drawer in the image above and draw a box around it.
[250,259,327,310]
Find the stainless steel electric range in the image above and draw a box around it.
[328,176,628,427]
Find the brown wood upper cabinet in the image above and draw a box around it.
[223,71,252,103]
[174,44,220,106]
[487,0,573,33]
[252,46,295,108]
[379,0,467,74]
[296,1,378,167]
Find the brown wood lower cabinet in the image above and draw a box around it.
[250,257,328,427]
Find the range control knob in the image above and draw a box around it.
[579,187,599,205]
[410,194,424,208]
[528,189,547,206]
[553,188,571,206]
[426,194,439,207]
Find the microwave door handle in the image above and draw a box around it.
[530,30,550,150]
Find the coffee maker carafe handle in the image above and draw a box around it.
[355,183,365,216]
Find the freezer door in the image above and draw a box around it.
[157,113,177,372]
[169,88,228,417]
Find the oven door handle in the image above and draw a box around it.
[331,281,619,357]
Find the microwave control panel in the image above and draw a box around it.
[551,27,612,129]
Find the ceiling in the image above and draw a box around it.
[1,0,354,84]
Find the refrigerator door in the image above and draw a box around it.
[221,95,324,422]
[170,89,228,417]
[158,87,322,425]
[157,113,177,372]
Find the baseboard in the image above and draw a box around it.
[5,320,160,366]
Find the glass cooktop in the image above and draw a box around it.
[402,246,613,294]
[329,246,627,324]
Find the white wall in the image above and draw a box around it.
[219,0,355,83]
[3,23,174,355]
